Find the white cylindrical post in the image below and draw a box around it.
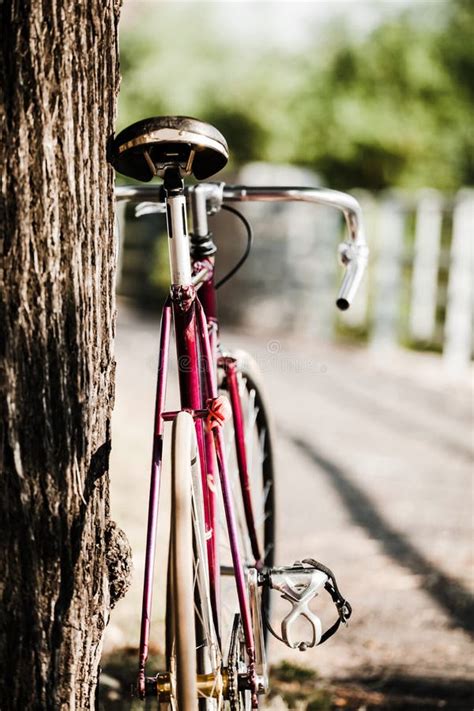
[409,190,443,342]
[443,191,473,372]
[371,196,405,350]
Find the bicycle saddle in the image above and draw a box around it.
[109,116,229,182]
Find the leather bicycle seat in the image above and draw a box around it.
[109,116,229,182]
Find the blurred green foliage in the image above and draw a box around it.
[118,0,473,191]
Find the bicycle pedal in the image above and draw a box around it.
[262,561,328,651]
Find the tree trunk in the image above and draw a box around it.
[0,1,130,709]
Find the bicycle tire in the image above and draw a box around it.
[228,350,276,570]
[166,411,222,710]
[232,350,276,643]
[218,350,276,668]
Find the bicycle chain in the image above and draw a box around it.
[226,614,253,710]
[227,614,240,710]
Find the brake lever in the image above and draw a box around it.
[336,240,369,310]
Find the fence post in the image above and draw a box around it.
[443,191,473,372]
[409,190,443,342]
[370,196,405,350]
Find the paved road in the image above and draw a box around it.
[104,303,474,688]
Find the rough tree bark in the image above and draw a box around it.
[0,1,131,709]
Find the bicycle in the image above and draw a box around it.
[110,115,368,709]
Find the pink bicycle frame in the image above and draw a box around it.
[137,219,260,699]
[116,177,369,700]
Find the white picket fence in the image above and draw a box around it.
[235,164,474,372]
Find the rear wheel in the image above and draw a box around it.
[218,350,276,707]
[166,412,222,709]
[165,351,276,710]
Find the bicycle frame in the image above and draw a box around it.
[117,176,368,700]
[137,187,261,698]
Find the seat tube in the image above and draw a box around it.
[164,170,211,594]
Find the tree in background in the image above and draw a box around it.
[293,0,474,190]
[118,0,473,191]
[0,1,130,708]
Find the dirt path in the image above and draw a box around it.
[103,303,473,704]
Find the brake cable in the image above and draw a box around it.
[213,204,254,289]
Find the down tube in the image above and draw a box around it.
[138,299,172,698]
[196,302,257,685]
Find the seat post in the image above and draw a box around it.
[163,167,192,289]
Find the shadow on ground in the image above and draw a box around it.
[290,435,474,637]
[99,651,473,710]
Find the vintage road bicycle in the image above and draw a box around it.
[110,116,368,709]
